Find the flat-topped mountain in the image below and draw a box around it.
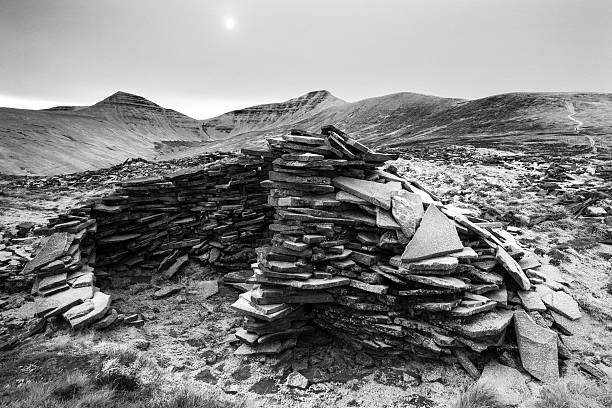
[1,89,611,175]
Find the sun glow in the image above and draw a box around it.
[224,16,236,31]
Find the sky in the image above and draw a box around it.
[1,0,611,119]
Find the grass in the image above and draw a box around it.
[533,375,612,408]
[1,340,245,408]
[2,373,245,408]
[451,381,507,408]
[452,375,612,408]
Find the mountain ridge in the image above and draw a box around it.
[1,89,611,175]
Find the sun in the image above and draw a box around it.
[224,16,236,31]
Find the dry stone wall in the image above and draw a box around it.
[23,153,274,330]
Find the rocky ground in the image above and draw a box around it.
[1,145,611,407]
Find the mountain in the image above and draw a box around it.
[0,91,206,175]
[170,91,612,158]
[1,90,611,175]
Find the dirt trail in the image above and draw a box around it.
[565,101,584,133]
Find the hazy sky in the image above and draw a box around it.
[1,0,611,118]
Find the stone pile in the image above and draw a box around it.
[21,153,274,330]
[231,126,582,381]
[91,154,272,286]
[25,213,112,329]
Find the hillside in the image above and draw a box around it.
[1,90,611,175]
[0,92,206,175]
[171,91,612,158]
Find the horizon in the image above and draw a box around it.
[1,0,611,118]
[2,88,612,121]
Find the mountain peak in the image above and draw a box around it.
[94,91,162,109]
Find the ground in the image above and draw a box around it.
[1,145,611,407]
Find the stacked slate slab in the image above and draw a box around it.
[27,211,110,329]
[231,126,581,381]
[24,152,274,329]
[89,154,273,286]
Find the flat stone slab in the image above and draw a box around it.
[518,290,547,311]
[35,285,94,317]
[230,296,292,322]
[450,300,497,317]
[69,272,94,288]
[540,290,581,320]
[66,290,112,330]
[404,256,458,272]
[514,310,559,383]
[92,309,118,330]
[63,300,95,320]
[152,285,182,299]
[23,232,69,275]
[235,327,260,345]
[496,246,531,290]
[449,247,478,260]
[336,191,368,205]
[444,309,514,339]
[400,274,469,290]
[484,288,508,307]
[162,254,189,279]
[332,176,401,210]
[518,251,542,270]
[38,272,67,291]
[477,361,531,406]
[376,208,401,230]
[401,204,463,262]
[390,191,423,238]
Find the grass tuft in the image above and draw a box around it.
[534,375,612,408]
[451,381,507,408]
[149,385,246,408]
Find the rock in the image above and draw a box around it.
[332,176,401,210]
[63,301,95,320]
[453,349,479,379]
[514,310,559,383]
[477,360,531,406]
[403,256,458,274]
[584,206,607,217]
[152,285,182,299]
[249,378,279,395]
[376,208,401,230]
[22,232,69,275]
[93,309,119,330]
[162,254,189,279]
[286,371,309,389]
[401,204,464,262]
[35,285,94,317]
[445,309,515,339]
[540,290,581,320]
[518,290,547,311]
[390,191,423,237]
[484,288,508,308]
[65,290,112,330]
[38,272,67,291]
[496,246,531,290]
[400,274,469,290]
[68,272,94,288]
[550,310,579,335]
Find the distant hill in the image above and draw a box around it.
[0,91,206,175]
[1,89,611,175]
